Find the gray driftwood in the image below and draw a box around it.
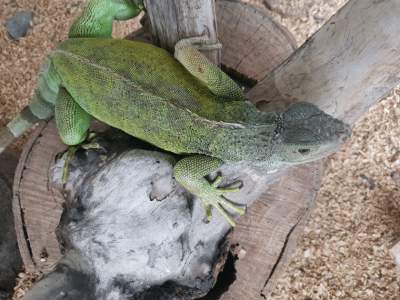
[17,0,400,299]
[27,131,283,299]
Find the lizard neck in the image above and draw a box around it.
[208,120,282,163]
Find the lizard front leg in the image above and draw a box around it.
[174,36,245,101]
[69,0,143,38]
[174,155,246,227]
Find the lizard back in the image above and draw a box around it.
[50,38,263,155]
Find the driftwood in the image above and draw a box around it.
[15,0,400,299]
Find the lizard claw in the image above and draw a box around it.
[201,178,246,227]
[61,134,107,183]
[211,175,223,188]
[62,146,78,184]
[174,156,246,227]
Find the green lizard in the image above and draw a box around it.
[0,0,350,226]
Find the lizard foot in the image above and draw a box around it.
[201,176,246,227]
[61,132,106,183]
[174,155,246,227]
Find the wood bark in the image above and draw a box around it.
[15,0,400,299]
[144,0,220,64]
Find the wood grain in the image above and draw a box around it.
[248,0,400,124]
[13,120,66,272]
[145,0,220,64]
[217,0,296,81]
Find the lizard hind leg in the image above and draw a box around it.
[174,155,246,227]
[55,88,91,147]
[55,88,92,182]
[174,36,245,101]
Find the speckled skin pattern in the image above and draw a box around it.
[0,0,350,225]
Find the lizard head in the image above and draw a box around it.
[273,102,351,165]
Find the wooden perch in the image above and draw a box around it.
[249,0,400,123]
[144,0,220,64]
[16,0,400,299]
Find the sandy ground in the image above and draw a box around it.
[1,0,400,299]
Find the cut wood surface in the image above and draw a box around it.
[13,121,66,273]
[217,0,296,81]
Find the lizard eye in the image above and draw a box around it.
[298,148,310,155]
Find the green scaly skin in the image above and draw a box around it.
[0,0,351,226]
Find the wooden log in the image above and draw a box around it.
[248,0,400,124]
[144,0,220,64]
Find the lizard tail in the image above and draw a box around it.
[0,60,59,154]
[0,96,54,153]
[0,105,44,153]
